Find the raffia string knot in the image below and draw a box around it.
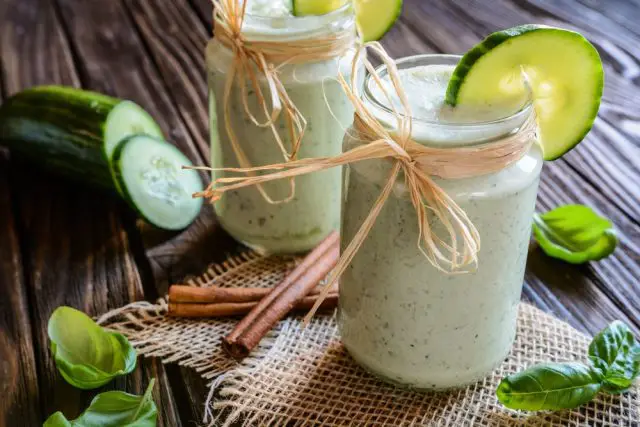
[211,0,356,203]
[191,41,537,321]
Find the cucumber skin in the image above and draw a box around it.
[446,25,604,160]
[0,86,119,189]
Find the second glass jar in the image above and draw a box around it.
[207,5,358,253]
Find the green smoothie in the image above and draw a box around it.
[207,0,358,253]
[339,55,542,389]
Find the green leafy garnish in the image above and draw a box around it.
[588,321,640,393]
[48,306,137,390]
[497,321,640,411]
[532,204,618,264]
[44,379,157,427]
[496,362,601,411]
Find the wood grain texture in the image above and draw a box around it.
[1,0,181,424]
[0,153,41,426]
[0,10,42,425]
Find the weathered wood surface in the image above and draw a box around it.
[0,0,638,425]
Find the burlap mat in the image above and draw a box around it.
[97,251,640,426]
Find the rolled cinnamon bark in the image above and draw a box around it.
[168,293,339,318]
[168,283,337,305]
[169,285,271,304]
[223,231,340,360]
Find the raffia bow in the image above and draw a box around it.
[193,41,536,321]
[212,0,356,202]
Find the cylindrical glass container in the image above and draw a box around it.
[206,5,358,253]
[338,54,543,389]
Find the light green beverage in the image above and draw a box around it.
[207,0,358,253]
[339,54,542,389]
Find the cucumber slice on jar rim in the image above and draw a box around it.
[292,0,347,16]
[292,0,403,42]
[112,135,203,230]
[445,25,604,161]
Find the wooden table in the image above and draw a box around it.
[0,0,638,425]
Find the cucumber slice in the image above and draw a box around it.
[104,100,164,160]
[291,0,402,42]
[292,0,347,16]
[354,0,402,42]
[112,135,203,230]
[446,25,604,160]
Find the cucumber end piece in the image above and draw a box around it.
[104,101,164,160]
[113,135,203,230]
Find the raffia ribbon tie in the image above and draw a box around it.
[192,41,537,321]
[211,0,356,203]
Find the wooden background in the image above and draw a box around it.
[0,0,638,425]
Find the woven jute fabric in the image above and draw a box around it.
[98,251,640,427]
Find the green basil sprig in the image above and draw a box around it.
[532,204,618,264]
[48,306,137,389]
[497,321,640,411]
[44,379,157,427]
[496,362,601,411]
[589,321,640,393]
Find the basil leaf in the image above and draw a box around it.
[496,362,601,411]
[532,204,618,264]
[44,379,157,427]
[48,306,137,389]
[588,320,640,394]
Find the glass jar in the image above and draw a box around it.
[206,5,358,254]
[338,55,543,389]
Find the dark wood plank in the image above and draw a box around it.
[1,0,182,424]
[0,151,41,426]
[113,1,239,423]
[46,0,237,424]
[0,9,43,426]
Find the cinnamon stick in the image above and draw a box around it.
[168,283,337,305]
[223,231,340,360]
[168,292,338,318]
[169,285,271,304]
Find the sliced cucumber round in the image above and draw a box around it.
[354,0,402,42]
[445,25,604,160]
[104,100,164,160]
[292,0,347,16]
[112,135,203,230]
[291,0,402,42]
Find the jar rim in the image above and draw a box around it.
[244,2,352,20]
[236,2,355,40]
[363,54,534,129]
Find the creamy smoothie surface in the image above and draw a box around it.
[244,0,293,16]
[339,59,542,389]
